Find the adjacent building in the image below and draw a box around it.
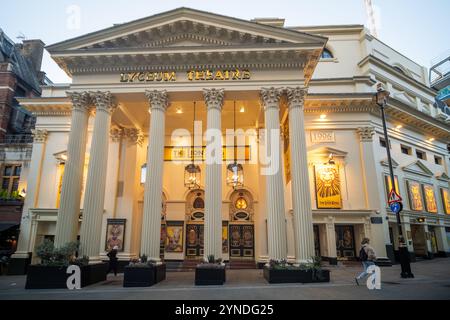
[0,29,47,257]
[8,8,450,274]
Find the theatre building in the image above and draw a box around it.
[8,8,450,274]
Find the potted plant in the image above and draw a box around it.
[25,240,108,289]
[263,257,330,284]
[123,255,166,287]
[195,255,226,286]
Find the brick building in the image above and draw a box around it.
[0,29,47,258]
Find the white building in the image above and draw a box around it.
[9,8,450,274]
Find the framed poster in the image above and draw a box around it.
[406,180,424,211]
[440,188,450,214]
[222,221,229,254]
[422,185,437,213]
[314,164,342,209]
[165,221,184,253]
[105,219,126,252]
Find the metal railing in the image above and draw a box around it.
[0,134,33,144]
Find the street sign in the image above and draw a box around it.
[390,202,402,214]
[388,189,402,205]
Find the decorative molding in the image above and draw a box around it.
[260,87,283,110]
[356,127,376,142]
[145,89,169,112]
[203,88,224,111]
[286,87,308,110]
[31,129,48,143]
[380,157,399,168]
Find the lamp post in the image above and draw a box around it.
[373,84,414,278]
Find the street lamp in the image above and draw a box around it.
[373,83,414,278]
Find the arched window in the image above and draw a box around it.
[321,48,333,59]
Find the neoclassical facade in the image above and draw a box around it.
[8,8,450,273]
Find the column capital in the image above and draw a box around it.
[110,127,123,142]
[203,88,224,111]
[260,87,283,110]
[31,129,48,143]
[123,128,144,145]
[286,87,308,110]
[90,91,118,114]
[357,127,376,142]
[67,91,91,113]
[145,89,169,112]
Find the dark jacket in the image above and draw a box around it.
[107,249,118,262]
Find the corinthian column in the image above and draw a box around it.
[79,92,117,261]
[140,90,169,260]
[260,87,287,261]
[286,87,315,263]
[54,92,91,247]
[203,88,224,260]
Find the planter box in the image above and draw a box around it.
[123,263,166,287]
[312,269,330,283]
[25,263,108,289]
[263,267,330,284]
[195,265,226,285]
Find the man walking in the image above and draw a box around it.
[355,238,376,285]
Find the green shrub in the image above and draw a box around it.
[35,240,79,266]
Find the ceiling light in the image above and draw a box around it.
[428,138,435,142]
[320,114,327,120]
[176,108,183,114]
[240,107,245,113]
[396,125,403,130]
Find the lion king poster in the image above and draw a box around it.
[314,164,342,209]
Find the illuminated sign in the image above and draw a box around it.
[119,69,251,82]
[314,164,342,209]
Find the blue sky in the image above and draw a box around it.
[1,0,449,83]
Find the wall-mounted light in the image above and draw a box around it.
[320,114,327,120]
[240,106,245,113]
[395,125,403,130]
[428,138,435,142]
[327,153,335,165]
[140,164,147,184]
[176,107,183,114]
[19,188,26,198]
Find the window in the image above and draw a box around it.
[1,165,21,197]
[393,66,405,75]
[416,150,427,160]
[434,156,443,165]
[379,137,390,148]
[321,48,333,59]
[401,145,412,155]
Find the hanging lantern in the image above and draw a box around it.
[184,102,201,189]
[227,162,244,189]
[184,163,201,189]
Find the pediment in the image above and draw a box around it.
[380,157,399,168]
[47,8,326,52]
[402,160,434,177]
[436,172,450,182]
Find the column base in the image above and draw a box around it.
[321,257,338,265]
[8,253,32,275]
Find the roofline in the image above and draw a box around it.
[288,24,364,31]
[47,7,327,51]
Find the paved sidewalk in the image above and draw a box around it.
[0,258,449,300]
